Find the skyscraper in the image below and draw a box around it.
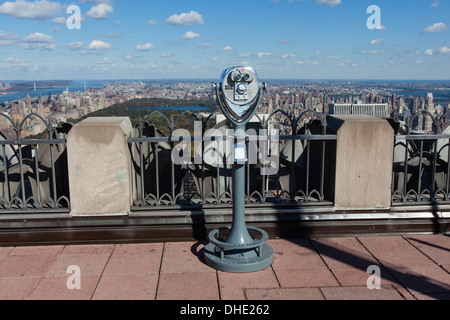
[425,93,434,132]
[392,93,396,112]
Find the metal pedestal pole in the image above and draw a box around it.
[204,126,273,273]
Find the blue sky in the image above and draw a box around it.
[0,0,449,80]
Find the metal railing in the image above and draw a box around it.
[129,109,337,211]
[3,108,449,214]
[0,113,71,213]
[392,110,450,205]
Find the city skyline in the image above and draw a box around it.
[0,0,449,80]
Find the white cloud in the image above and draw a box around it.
[181,31,201,39]
[370,39,384,45]
[422,22,448,33]
[297,60,319,65]
[316,0,341,6]
[22,32,53,43]
[0,60,38,73]
[136,43,155,51]
[20,32,55,50]
[240,53,251,58]
[166,11,203,26]
[0,0,63,20]
[424,49,434,55]
[161,52,173,57]
[66,41,84,50]
[52,16,66,24]
[221,46,233,52]
[87,40,112,50]
[147,20,158,26]
[431,1,440,8]
[97,57,113,64]
[361,49,384,54]
[86,3,113,19]
[198,42,212,48]
[122,54,150,63]
[48,26,60,33]
[281,53,296,58]
[0,40,15,45]
[2,57,24,63]
[103,32,123,39]
[438,46,450,54]
[0,30,19,44]
[257,52,272,58]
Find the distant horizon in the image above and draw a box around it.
[2,78,450,83]
[2,77,450,104]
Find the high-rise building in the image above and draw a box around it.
[392,93,397,112]
[99,94,106,110]
[425,93,434,131]
[25,94,31,107]
[412,96,420,113]
[328,103,389,118]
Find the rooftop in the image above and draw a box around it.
[0,234,449,301]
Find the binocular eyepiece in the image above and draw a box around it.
[213,66,265,126]
[231,69,253,83]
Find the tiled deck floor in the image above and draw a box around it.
[0,235,449,300]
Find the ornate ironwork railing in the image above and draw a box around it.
[0,113,71,213]
[128,109,337,210]
[392,110,450,205]
[3,107,450,214]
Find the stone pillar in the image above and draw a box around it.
[327,115,394,210]
[67,117,133,216]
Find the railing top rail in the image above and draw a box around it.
[396,134,450,140]
[128,134,337,143]
[0,139,66,145]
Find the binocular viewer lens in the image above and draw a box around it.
[231,69,253,83]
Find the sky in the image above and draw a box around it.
[0,0,449,81]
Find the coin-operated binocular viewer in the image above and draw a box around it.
[204,67,274,273]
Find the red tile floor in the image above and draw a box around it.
[0,235,449,300]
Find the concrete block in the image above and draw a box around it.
[67,117,133,216]
[327,115,394,210]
